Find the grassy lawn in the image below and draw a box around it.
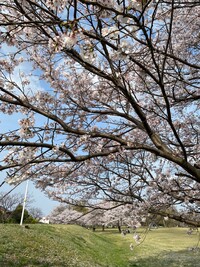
[125,227,200,267]
[0,224,199,267]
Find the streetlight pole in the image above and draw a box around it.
[20,180,29,226]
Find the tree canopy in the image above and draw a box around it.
[0,0,199,226]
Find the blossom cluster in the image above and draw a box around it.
[96,0,115,8]
[46,0,70,12]
[48,33,77,52]
[18,114,35,139]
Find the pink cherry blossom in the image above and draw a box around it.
[0,0,199,227]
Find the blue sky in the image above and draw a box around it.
[0,113,60,216]
[0,44,60,216]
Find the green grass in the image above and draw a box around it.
[0,224,199,267]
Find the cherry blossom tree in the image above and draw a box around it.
[0,0,199,226]
[49,202,143,232]
[49,204,83,224]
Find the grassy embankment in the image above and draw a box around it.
[0,224,199,267]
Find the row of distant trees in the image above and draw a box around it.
[0,192,43,224]
[49,202,185,232]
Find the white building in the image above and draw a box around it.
[39,217,50,224]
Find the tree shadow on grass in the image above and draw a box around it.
[1,249,200,267]
[0,258,77,267]
[0,256,101,267]
[128,249,200,267]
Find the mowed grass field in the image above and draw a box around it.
[0,224,199,267]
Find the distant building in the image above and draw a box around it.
[39,217,50,224]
